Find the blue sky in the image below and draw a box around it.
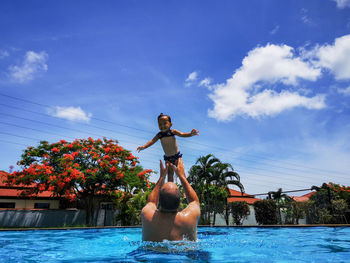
[1,0,350,196]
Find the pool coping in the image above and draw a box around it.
[0,224,349,231]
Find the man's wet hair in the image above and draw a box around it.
[159,186,180,212]
[158,113,171,123]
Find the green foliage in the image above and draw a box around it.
[306,183,349,224]
[7,138,152,226]
[230,201,250,225]
[253,200,278,225]
[188,154,244,225]
[283,201,307,224]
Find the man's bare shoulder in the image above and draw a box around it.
[177,202,200,223]
[141,203,157,220]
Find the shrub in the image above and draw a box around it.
[253,200,278,225]
[230,201,250,225]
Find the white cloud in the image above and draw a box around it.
[49,106,92,122]
[313,34,350,80]
[208,44,324,121]
[333,0,350,8]
[199,77,212,88]
[185,71,198,86]
[337,86,350,96]
[0,50,9,59]
[300,8,313,25]
[9,51,48,83]
[270,25,280,35]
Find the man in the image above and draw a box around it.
[141,159,200,242]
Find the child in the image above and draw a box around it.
[137,113,199,182]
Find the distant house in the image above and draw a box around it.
[291,192,316,202]
[0,170,60,210]
[228,188,260,205]
[214,188,260,226]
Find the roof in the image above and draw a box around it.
[291,191,316,202]
[0,170,37,188]
[227,188,260,205]
[0,170,57,199]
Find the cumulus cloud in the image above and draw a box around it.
[337,86,350,96]
[199,77,212,88]
[333,0,350,8]
[208,44,324,121]
[48,106,92,122]
[9,51,48,83]
[312,34,350,80]
[185,71,198,86]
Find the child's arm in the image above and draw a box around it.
[137,135,159,152]
[172,129,199,138]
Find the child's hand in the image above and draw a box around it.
[191,129,199,136]
[137,146,145,152]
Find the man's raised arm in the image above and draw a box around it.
[146,160,168,206]
[171,159,199,204]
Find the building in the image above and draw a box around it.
[215,188,260,226]
[0,170,60,210]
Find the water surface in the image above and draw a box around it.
[0,227,349,262]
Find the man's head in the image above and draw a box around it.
[159,182,180,212]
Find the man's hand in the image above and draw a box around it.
[191,129,199,136]
[160,160,168,178]
[170,158,185,179]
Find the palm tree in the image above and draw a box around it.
[188,154,220,224]
[210,162,245,225]
[188,154,245,225]
[268,188,289,224]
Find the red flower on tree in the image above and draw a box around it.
[5,137,152,226]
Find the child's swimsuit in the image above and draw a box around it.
[157,130,183,164]
[164,151,183,165]
[157,130,175,139]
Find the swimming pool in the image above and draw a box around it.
[0,227,349,262]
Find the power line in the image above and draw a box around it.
[0,93,153,134]
[251,188,314,196]
[0,121,346,189]
[1,93,349,187]
[1,92,348,177]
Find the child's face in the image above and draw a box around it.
[158,116,172,132]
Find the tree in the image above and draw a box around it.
[253,200,278,225]
[210,162,245,225]
[6,138,152,226]
[268,188,290,224]
[230,201,250,225]
[306,182,350,224]
[188,154,244,225]
[114,185,153,226]
[283,199,306,224]
[188,154,220,224]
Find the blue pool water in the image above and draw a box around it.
[0,227,349,262]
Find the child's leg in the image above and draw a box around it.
[173,159,180,184]
[167,162,174,182]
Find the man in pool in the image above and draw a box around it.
[141,159,200,242]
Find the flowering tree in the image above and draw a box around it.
[6,137,152,226]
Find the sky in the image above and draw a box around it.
[1,0,350,197]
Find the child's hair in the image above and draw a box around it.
[158,113,171,123]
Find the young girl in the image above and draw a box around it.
[137,113,199,181]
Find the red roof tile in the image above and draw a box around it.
[0,170,56,198]
[291,191,316,202]
[0,188,56,198]
[227,188,260,205]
